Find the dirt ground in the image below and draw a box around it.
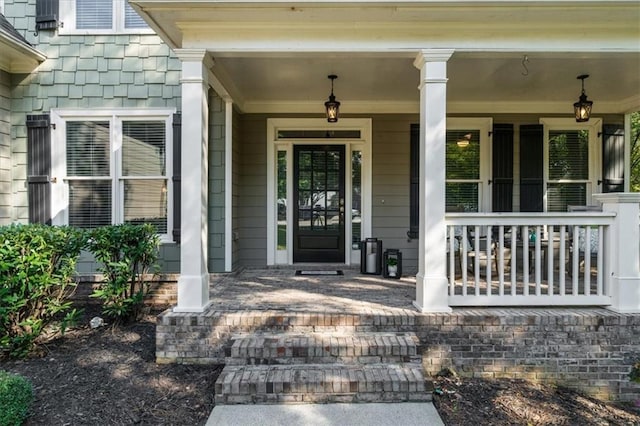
[2,307,639,426]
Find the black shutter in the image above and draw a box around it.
[35,0,59,33]
[519,124,544,212]
[26,114,52,225]
[492,124,514,212]
[602,124,625,193]
[172,113,181,243]
[408,124,419,239]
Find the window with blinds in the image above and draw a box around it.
[122,121,167,233]
[445,129,481,212]
[63,116,170,234]
[71,0,149,32]
[547,130,589,212]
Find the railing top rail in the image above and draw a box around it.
[445,212,616,226]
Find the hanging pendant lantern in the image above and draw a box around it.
[324,75,340,123]
[573,74,593,123]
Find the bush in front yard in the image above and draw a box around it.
[0,225,84,358]
[86,224,160,323]
[0,371,33,426]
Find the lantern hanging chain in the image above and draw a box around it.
[521,55,530,76]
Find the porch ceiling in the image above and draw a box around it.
[133,0,640,115]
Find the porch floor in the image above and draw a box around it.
[208,266,417,315]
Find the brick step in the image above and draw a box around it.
[225,332,420,365]
[214,363,432,405]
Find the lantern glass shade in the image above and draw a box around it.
[325,96,340,123]
[574,94,593,122]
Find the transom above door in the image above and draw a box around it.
[266,118,372,265]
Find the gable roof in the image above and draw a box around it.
[0,13,46,73]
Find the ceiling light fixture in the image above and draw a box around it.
[456,133,472,148]
[573,74,593,122]
[324,74,340,123]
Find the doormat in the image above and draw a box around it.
[295,270,344,276]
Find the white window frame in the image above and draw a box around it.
[540,117,602,211]
[50,108,175,242]
[446,117,493,212]
[59,0,154,35]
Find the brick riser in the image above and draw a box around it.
[225,332,422,366]
[214,364,432,405]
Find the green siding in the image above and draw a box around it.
[0,71,10,225]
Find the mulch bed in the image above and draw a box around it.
[2,306,639,425]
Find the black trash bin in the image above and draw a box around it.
[360,238,382,275]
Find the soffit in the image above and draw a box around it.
[132,1,640,114]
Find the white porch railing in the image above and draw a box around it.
[445,212,615,307]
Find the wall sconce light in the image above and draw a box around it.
[573,74,593,122]
[456,133,472,148]
[324,74,340,123]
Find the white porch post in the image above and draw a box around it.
[593,193,640,313]
[174,49,211,312]
[413,49,454,313]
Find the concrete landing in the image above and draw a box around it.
[206,402,445,426]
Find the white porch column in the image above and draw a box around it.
[593,193,640,313]
[174,49,211,312]
[413,49,454,313]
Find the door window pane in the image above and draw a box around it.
[277,151,287,249]
[352,151,362,249]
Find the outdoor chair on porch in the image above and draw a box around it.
[567,205,601,277]
[465,227,499,277]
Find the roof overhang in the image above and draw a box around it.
[0,32,46,73]
[131,1,640,115]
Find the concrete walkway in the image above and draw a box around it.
[206,402,445,426]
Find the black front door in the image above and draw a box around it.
[293,145,345,263]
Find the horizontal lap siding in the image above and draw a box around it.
[237,114,268,267]
[371,115,417,274]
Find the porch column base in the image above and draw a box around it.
[174,273,211,313]
[605,277,640,314]
[413,273,452,313]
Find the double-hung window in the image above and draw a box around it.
[60,0,152,34]
[51,110,174,239]
[541,118,602,212]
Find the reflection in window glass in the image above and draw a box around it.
[547,130,589,212]
[352,151,362,249]
[277,151,287,250]
[446,130,480,211]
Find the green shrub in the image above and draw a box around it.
[0,371,32,426]
[0,225,84,358]
[87,224,160,323]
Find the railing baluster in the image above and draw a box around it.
[510,225,517,295]
[572,225,579,295]
[535,225,541,296]
[473,225,480,295]
[448,226,455,293]
[498,225,504,296]
[462,225,468,291]
[547,226,554,295]
[559,226,566,295]
[486,225,492,295]
[523,225,529,295]
[584,226,591,296]
[597,225,603,296]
